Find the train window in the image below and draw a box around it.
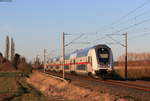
[56,66,59,69]
[97,48,109,65]
[99,54,108,58]
[71,60,75,64]
[64,66,69,69]
[77,65,86,71]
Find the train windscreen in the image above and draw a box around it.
[97,48,109,65]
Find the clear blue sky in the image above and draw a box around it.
[0,0,150,61]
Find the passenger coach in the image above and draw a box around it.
[45,44,114,76]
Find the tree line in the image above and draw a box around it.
[0,36,32,74]
[118,52,150,61]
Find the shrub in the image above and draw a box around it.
[116,52,150,80]
[18,63,33,75]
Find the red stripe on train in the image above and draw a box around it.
[46,62,90,66]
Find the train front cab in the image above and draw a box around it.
[97,46,113,75]
[93,45,113,76]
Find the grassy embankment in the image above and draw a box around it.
[27,71,140,101]
[0,72,50,101]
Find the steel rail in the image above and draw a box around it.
[94,79,150,92]
[41,71,150,92]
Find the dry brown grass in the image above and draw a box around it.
[115,66,150,79]
[0,77,51,101]
[27,71,136,101]
[27,72,114,101]
[0,62,17,72]
[116,52,150,79]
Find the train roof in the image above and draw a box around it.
[68,44,110,58]
[50,44,110,60]
[76,47,93,57]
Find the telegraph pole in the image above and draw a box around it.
[44,49,47,72]
[123,32,128,80]
[62,32,65,79]
[107,33,128,80]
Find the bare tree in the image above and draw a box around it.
[11,37,15,62]
[33,56,41,69]
[13,53,20,69]
[5,36,10,60]
[0,52,3,64]
[20,57,26,63]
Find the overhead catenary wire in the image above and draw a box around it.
[72,42,91,44]
[64,0,150,53]
[129,32,150,40]
[111,17,150,34]
[113,8,150,27]
[100,0,150,37]
[93,17,150,46]
[81,0,150,47]
[111,0,150,26]
[106,35,125,47]
[65,33,85,47]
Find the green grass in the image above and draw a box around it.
[0,77,19,94]
[10,80,49,101]
[0,72,26,77]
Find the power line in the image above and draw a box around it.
[103,0,150,37]
[65,33,85,47]
[64,32,98,37]
[111,0,150,25]
[90,0,150,46]
[79,17,150,47]
[72,42,91,44]
[89,37,106,45]
[106,34,125,47]
[129,32,150,40]
[113,8,150,27]
[112,17,150,34]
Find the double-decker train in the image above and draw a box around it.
[45,44,114,77]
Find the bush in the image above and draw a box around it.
[116,52,150,80]
[18,63,33,75]
[115,67,150,80]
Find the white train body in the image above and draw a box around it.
[45,44,114,76]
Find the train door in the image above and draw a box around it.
[64,60,70,72]
[75,57,88,75]
[55,61,60,72]
[70,59,75,73]
[87,56,93,73]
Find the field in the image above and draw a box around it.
[27,71,142,101]
[115,53,150,80]
[115,61,150,80]
[0,72,58,101]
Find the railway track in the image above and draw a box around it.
[38,70,150,100]
[42,71,150,93]
[103,80,150,92]
[88,78,150,92]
